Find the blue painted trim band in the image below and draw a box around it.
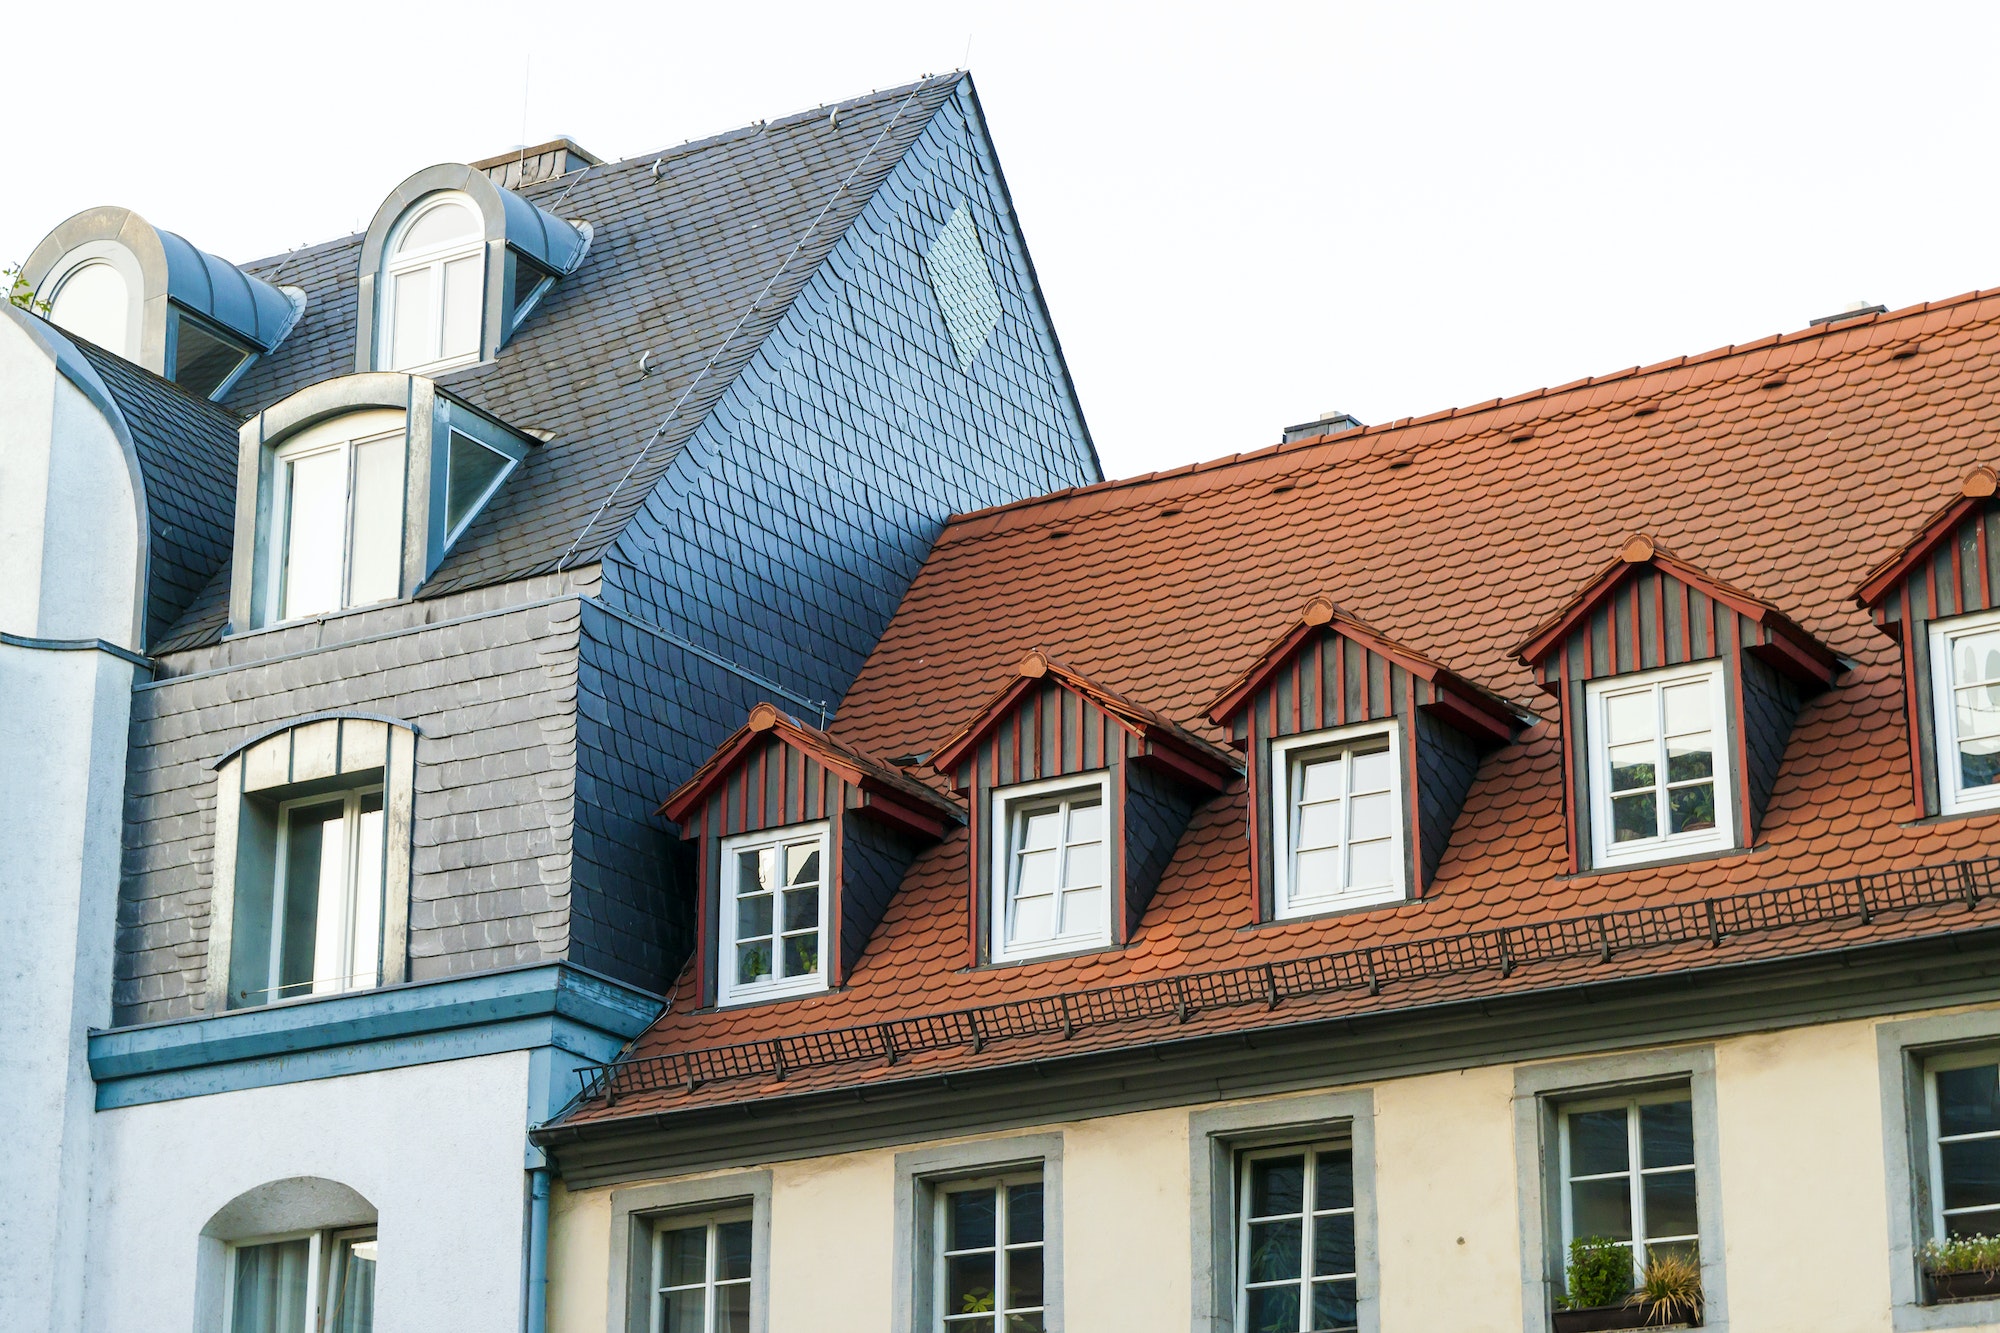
[88,962,662,1109]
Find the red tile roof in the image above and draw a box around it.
[563,286,2000,1125]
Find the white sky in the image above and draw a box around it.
[4,2,1997,481]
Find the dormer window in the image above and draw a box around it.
[1930,609,2000,814]
[269,410,407,622]
[1584,662,1732,866]
[382,195,484,373]
[991,773,1111,961]
[1271,722,1404,917]
[718,822,830,1004]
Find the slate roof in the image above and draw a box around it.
[560,286,2000,1124]
[66,336,242,647]
[155,75,968,651]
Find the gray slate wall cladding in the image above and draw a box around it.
[117,592,582,1024]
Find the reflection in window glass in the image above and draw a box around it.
[653,1215,752,1333]
[1560,1093,1699,1289]
[938,1177,1044,1332]
[1238,1145,1357,1332]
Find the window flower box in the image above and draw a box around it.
[1926,1268,2000,1304]
[1551,1301,1699,1332]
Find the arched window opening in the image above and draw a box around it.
[380,196,483,372]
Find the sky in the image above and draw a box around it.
[4,2,1998,481]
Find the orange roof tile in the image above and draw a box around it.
[567,285,2000,1124]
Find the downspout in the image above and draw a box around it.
[527,1167,552,1333]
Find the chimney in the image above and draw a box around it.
[470,138,603,191]
[1281,409,1363,444]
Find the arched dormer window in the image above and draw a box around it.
[356,164,589,376]
[381,194,485,373]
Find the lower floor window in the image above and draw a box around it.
[938,1175,1045,1332]
[653,1212,752,1333]
[1559,1091,1699,1287]
[1238,1144,1357,1333]
[229,1228,376,1333]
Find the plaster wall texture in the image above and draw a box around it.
[547,1010,2000,1333]
[0,317,141,1333]
[86,1050,534,1333]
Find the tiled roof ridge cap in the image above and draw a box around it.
[564,852,2000,1116]
[933,285,2000,543]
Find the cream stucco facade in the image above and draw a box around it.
[546,1005,2000,1333]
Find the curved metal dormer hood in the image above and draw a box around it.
[23,206,306,390]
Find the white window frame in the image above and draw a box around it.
[377,193,485,374]
[1557,1089,1700,1288]
[648,1208,753,1333]
[246,785,387,1007]
[222,1226,376,1333]
[716,821,831,1006]
[265,417,408,626]
[1235,1141,1359,1333]
[1269,721,1405,918]
[1923,1048,2000,1241]
[987,771,1113,964]
[1929,607,2000,815]
[932,1171,1046,1333]
[1585,661,1735,868]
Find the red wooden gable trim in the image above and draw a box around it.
[659,702,962,836]
[1207,596,1519,744]
[1855,467,1999,611]
[929,651,1241,791]
[1515,535,1838,686]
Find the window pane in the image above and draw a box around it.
[1611,792,1657,843]
[1313,1211,1356,1277]
[947,1189,997,1251]
[280,448,345,619]
[1007,1183,1044,1245]
[1248,1219,1303,1283]
[1605,691,1655,746]
[781,932,818,977]
[1296,800,1341,849]
[1607,743,1656,793]
[326,1236,377,1333]
[1347,838,1394,889]
[1639,1100,1694,1167]
[716,1220,752,1281]
[1937,1065,2000,1137]
[388,266,433,369]
[1246,1284,1301,1333]
[945,1253,997,1318]
[1667,781,1715,834]
[1311,1278,1359,1332]
[397,200,478,253]
[1661,681,1711,736]
[1570,1177,1634,1241]
[1350,748,1392,793]
[659,1288,705,1333]
[1665,743,1713,783]
[1941,1138,2000,1212]
[716,1282,750,1333]
[444,431,510,537]
[782,887,818,932]
[1066,799,1103,843]
[1643,1169,1698,1239]
[1006,1246,1045,1309]
[735,941,771,984]
[231,1238,311,1333]
[440,255,483,359]
[1251,1156,1306,1217]
[1314,1149,1354,1211]
[659,1225,707,1286]
[1569,1109,1630,1176]
[347,436,404,607]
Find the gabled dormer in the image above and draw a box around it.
[1856,467,2000,818]
[1207,597,1520,917]
[227,373,538,632]
[661,703,963,1007]
[1518,535,1839,872]
[928,652,1239,965]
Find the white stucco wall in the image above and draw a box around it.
[87,1051,536,1333]
[0,308,143,1333]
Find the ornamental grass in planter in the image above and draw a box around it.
[1551,1239,1703,1331]
[1923,1234,2000,1304]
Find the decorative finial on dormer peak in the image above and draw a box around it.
[1017,650,1049,679]
[1963,467,1997,500]
[1619,534,1657,564]
[747,702,782,732]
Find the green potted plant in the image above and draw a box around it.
[1552,1240,1703,1331]
[1923,1234,2000,1303]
